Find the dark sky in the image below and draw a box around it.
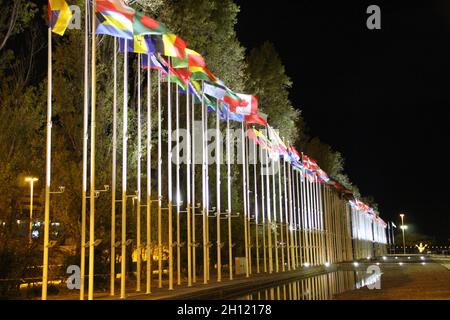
[235,0,450,242]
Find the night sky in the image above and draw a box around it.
[235,0,450,242]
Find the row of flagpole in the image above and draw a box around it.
[41,0,388,300]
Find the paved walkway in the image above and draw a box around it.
[335,261,450,300]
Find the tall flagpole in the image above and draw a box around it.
[282,157,291,271]
[157,70,163,288]
[277,159,285,272]
[146,55,152,294]
[120,42,128,300]
[167,59,174,291]
[241,122,249,277]
[186,86,192,287]
[80,1,89,300]
[191,93,196,283]
[42,25,53,302]
[245,135,252,275]
[110,37,117,296]
[216,100,222,282]
[296,171,303,266]
[176,84,181,286]
[88,0,97,300]
[226,112,233,280]
[205,102,210,282]
[136,54,142,292]
[252,137,260,274]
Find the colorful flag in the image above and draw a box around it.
[189,66,216,82]
[220,104,244,122]
[154,34,186,59]
[48,0,73,36]
[96,0,135,39]
[244,113,267,126]
[316,168,330,183]
[133,11,167,35]
[203,82,227,100]
[229,94,258,115]
[119,35,155,54]
[268,126,288,156]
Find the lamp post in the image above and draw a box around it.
[400,214,407,255]
[25,177,38,244]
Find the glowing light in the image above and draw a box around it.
[382,256,387,260]
[399,262,403,266]
[422,262,426,265]
[420,256,425,260]
[395,256,398,260]
[407,256,411,260]
[353,262,359,267]
[324,262,330,267]
[376,262,380,266]
[367,256,371,260]
[304,262,310,267]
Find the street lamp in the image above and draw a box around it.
[25,177,38,244]
[400,213,407,255]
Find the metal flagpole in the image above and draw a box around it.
[186,85,192,286]
[176,85,181,286]
[136,54,142,292]
[277,159,285,272]
[146,55,152,294]
[80,2,89,300]
[42,24,53,302]
[282,157,291,271]
[226,110,233,280]
[206,104,210,282]
[246,135,252,275]
[260,145,267,273]
[291,167,298,268]
[287,161,296,270]
[157,70,163,288]
[216,99,222,282]
[295,171,302,267]
[241,122,249,277]
[252,136,260,274]
[202,84,208,284]
[167,59,173,290]
[271,157,279,272]
[88,0,97,299]
[120,42,128,300]
[191,93,196,283]
[110,37,117,296]
[265,149,273,274]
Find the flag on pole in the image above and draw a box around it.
[303,154,319,171]
[229,94,258,115]
[244,113,267,126]
[48,0,73,36]
[172,48,206,69]
[133,11,168,35]
[141,54,167,73]
[268,126,288,157]
[220,104,244,122]
[203,82,227,100]
[96,0,135,39]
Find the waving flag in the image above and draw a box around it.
[48,0,73,36]
[173,48,206,69]
[119,35,155,54]
[220,104,244,122]
[133,11,167,35]
[229,94,258,115]
[154,34,186,59]
[203,82,227,100]
[316,168,330,183]
[96,0,135,39]
[268,126,288,157]
[141,54,167,73]
[189,66,216,82]
[303,154,319,171]
[244,113,267,126]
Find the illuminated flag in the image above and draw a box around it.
[173,48,206,69]
[96,0,135,39]
[133,11,167,35]
[303,154,319,171]
[203,82,227,100]
[268,126,288,156]
[229,94,258,115]
[48,0,73,36]
[154,34,186,59]
[316,168,330,183]
[141,54,167,73]
[189,66,216,82]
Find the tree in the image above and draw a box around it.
[245,42,303,143]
